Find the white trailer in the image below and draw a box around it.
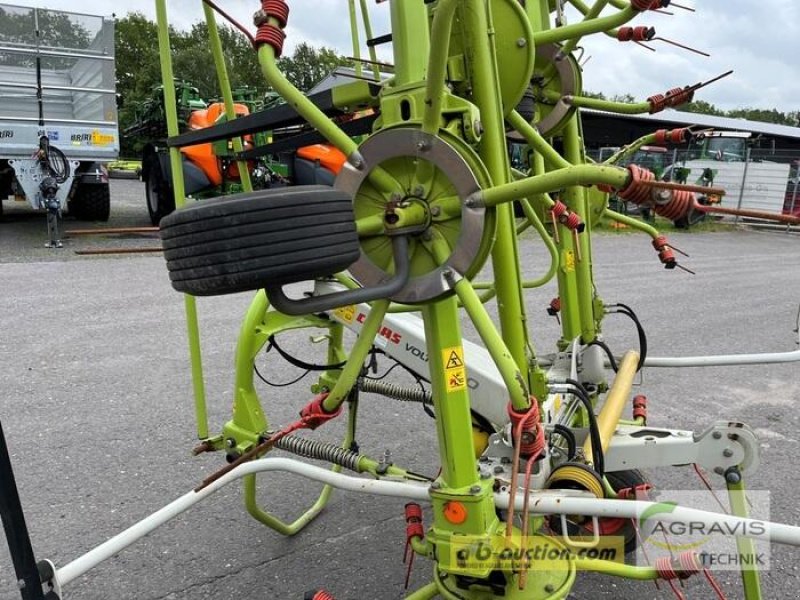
[0,3,118,246]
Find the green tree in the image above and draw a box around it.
[277,43,353,91]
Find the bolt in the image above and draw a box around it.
[473,120,484,137]
[723,448,734,458]
[714,466,724,475]
[545,584,555,593]
[516,37,527,48]
[422,230,433,241]
[414,185,425,197]
[480,470,492,480]
[494,465,505,474]
[470,485,482,494]
[712,431,722,439]
[501,456,512,464]
[390,192,403,203]
[417,140,430,152]
[430,205,441,217]
[725,469,742,484]
[430,481,441,490]
[479,455,489,463]
[225,437,236,449]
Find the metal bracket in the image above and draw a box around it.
[603,421,759,475]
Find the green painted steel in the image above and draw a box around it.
[153,1,774,598]
[727,474,764,600]
[202,4,253,193]
[155,0,208,439]
[422,297,483,489]
[563,117,598,343]
[389,0,430,88]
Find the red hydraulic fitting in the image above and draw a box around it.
[617,482,654,500]
[254,0,289,56]
[652,235,676,269]
[632,394,648,421]
[299,392,343,429]
[547,297,561,317]
[617,26,655,42]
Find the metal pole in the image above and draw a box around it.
[0,421,46,600]
[735,147,752,224]
[789,171,799,225]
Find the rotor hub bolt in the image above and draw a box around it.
[416,140,430,152]
[545,584,555,593]
[494,465,505,474]
[430,481,441,490]
[516,37,527,48]
[480,470,492,480]
[725,468,742,484]
[225,437,237,449]
[430,205,441,217]
[722,448,734,458]
[712,431,722,439]
[470,485,483,494]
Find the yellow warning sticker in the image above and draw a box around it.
[442,346,467,393]
[564,251,576,272]
[333,305,356,323]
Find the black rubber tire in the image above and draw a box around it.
[69,183,110,221]
[145,153,175,226]
[160,186,360,297]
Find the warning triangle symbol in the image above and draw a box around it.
[446,351,464,369]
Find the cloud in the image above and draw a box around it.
[12,0,798,112]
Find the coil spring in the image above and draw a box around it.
[358,378,433,404]
[618,165,694,222]
[654,188,694,221]
[617,26,655,42]
[274,433,361,471]
[654,128,690,145]
[508,401,546,458]
[655,552,703,580]
[254,0,288,55]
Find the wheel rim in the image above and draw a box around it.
[147,169,161,216]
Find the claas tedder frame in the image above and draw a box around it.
[3,1,800,599]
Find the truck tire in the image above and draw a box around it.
[160,186,360,297]
[145,153,175,226]
[69,183,110,221]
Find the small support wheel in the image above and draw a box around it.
[159,186,360,297]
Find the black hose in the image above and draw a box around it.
[565,378,605,476]
[550,424,577,460]
[607,303,648,371]
[586,339,618,372]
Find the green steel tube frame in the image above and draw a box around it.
[154,0,766,598]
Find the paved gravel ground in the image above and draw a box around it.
[1,180,799,599]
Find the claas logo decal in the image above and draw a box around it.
[355,312,402,344]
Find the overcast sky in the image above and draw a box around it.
[12,0,800,113]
